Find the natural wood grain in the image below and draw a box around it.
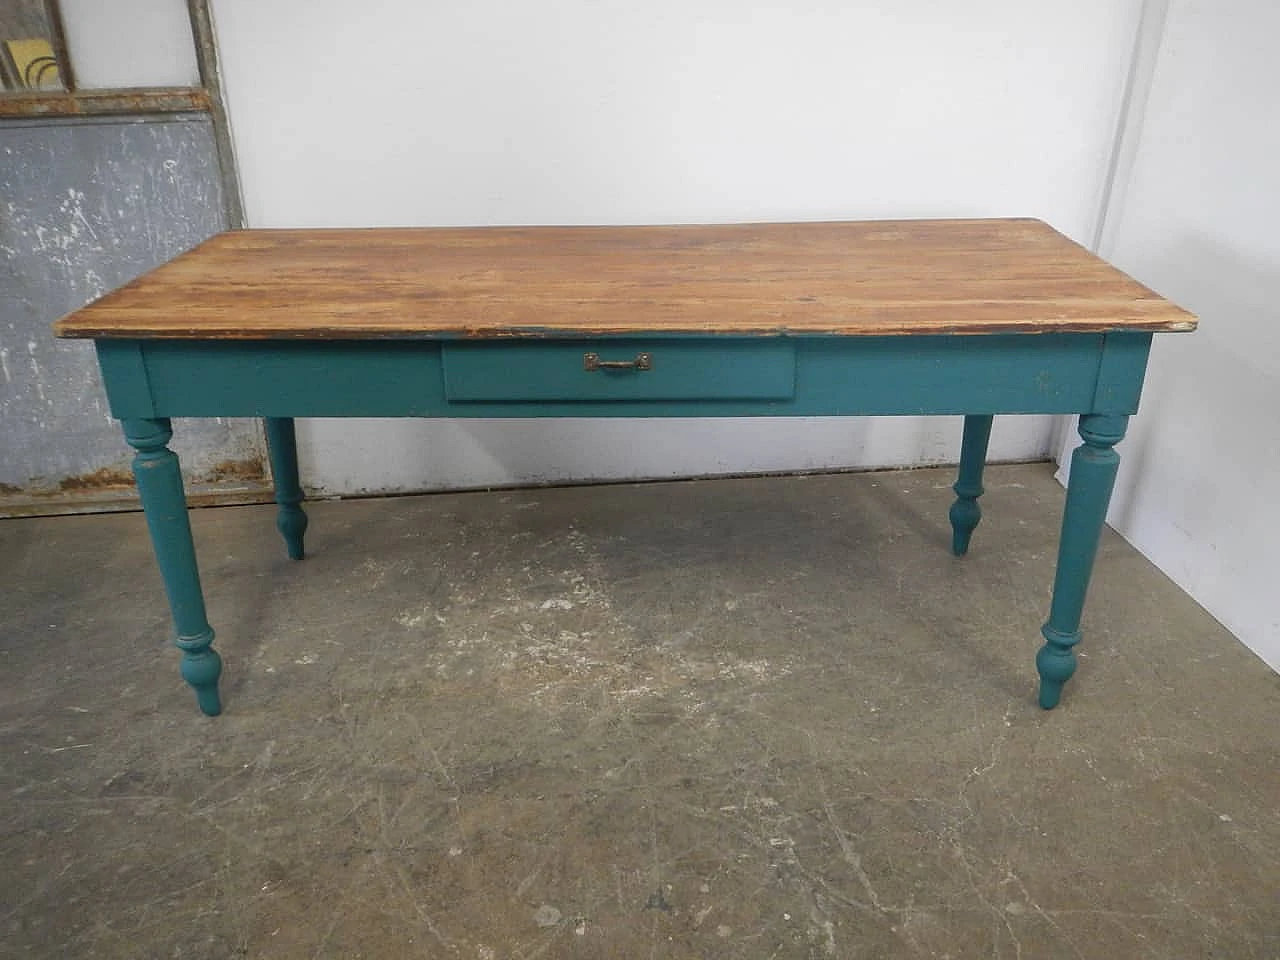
[53,219,1197,340]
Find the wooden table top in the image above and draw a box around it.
[54,219,1196,340]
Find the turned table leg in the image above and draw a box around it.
[264,417,308,561]
[949,414,994,556]
[123,418,222,716]
[1037,414,1128,709]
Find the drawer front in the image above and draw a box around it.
[441,339,796,403]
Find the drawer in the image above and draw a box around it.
[441,339,796,403]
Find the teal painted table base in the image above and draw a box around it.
[97,331,1152,715]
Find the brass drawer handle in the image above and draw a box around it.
[583,351,652,372]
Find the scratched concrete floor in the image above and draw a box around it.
[2,463,1278,959]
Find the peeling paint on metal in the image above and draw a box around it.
[0,117,265,499]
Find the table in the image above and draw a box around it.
[54,219,1197,716]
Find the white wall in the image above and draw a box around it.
[1074,0,1280,669]
[209,0,1144,494]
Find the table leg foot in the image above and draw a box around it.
[124,418,223,716]
[949,414,993,555]
[178,637,223,717]
[1036,626,1076,709]
[1035,413,1127,709]
[265,417,308,560]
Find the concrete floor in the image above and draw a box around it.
[2,463,1278,959]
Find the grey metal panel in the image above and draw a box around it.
[0,115,265,505]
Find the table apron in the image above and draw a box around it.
[94,332,1152,420]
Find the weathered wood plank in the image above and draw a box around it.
[53,219,1197,340]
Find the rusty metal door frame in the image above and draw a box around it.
[187,0,244,229]
[0,1,244,227]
